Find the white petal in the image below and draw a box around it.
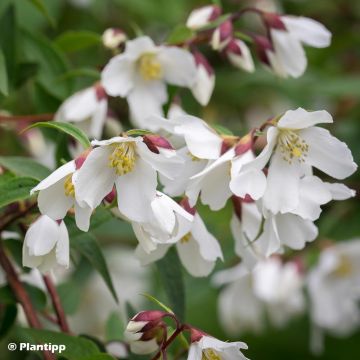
[22,241,42,268]
[263,149,302,214]
[75,146,117,209]
[278,108,333,129]
[129,338,159,355]
[24,216,59,256]
[301,127,357,179]
[127,80,167,128]
[91,136,140,147]
[256,216,281,256]
[325,182,356,200]
[230,168,267,200]
[115,158,157,222]
[151,194,177,234]
[135,243,170,265]
[125,36,157,59]
[271,29,307,78]
[227,40,255,73]
[158,47,196,87]
[74,201,93,232]
[275,213,318,249]
[191,66,215,106]
[89,99,107,139]
[282,16,331,48]
[186,6,214,29]
[55,221,70,267]
[31,160,75,193]
[242,202,263,240]
[175,115,222,159]
[101,55,135,97]
[132,224,158,254]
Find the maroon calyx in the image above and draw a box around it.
[94,83,107,101]
[180,197,196,216]
[143,134,174,154]
[262,12,287,30]
[193,51,214,76]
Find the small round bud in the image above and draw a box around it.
[211,20,233,51]
[102,28,127,50]
[186,5,221,30]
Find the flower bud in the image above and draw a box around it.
[225,39,255,73]
[235,133,253,156]
[211,20,233,51]
[143,134,174,154]
[102,28,127,50]
[186,5,221,30]
[262,12,287,30]
[94,83,107,101]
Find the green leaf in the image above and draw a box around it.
[0,156,51,181]
[105,312,124,342]
[142,293,173,314]
[57,281,82,315]
[20,328,101,360]
[14,62,39,87]
[0,176,37,208]
[197,14,231,31]
[0,304,17,339]
[126,129,153,136]
[71,233,118,303]
[59,67,100,81]
[167,25,194,45]
[212,124,234,136]
[28,0,55,28]
[0,49,8,96]
[24,121,91,149]
[80,355,116,360]
[55,31,101,53]
[156,248,185,321]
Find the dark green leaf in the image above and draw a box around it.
[14,62,39,87]
[55,31,101,53]
[0,176,37,208]
[80,355,116,360]
[0,285,16,304]
[0,156,51,181]
[20,328,101,360]
[28,0,56,28]
[24,121,91,149]
[71,233,118,303]
[0,49,8,95]
[57,281,82,315]
[156,247,185,321]
[167,25,194,45]
[105,312,124,342]
[59,67,100,81]
[0,304,17,338]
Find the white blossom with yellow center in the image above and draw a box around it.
[75,136,183,223]
[31,160,93,232]
[230,108,357,215]
[101,36,197,128]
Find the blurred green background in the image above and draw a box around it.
[0,0,359,359]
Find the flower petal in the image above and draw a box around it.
[325,182,356,200]
[74,201,93,232]
[191,66,215,106]
[55,221,70,267]
[135,243,170,265]
[278,108,333,129]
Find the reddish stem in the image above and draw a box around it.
[43,274,71,334]
[151,325,185,360]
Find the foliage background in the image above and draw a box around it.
[0,0,359,359]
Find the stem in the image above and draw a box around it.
[0,202,37,232]
[0,241,55,360]
[0,113,54,122]
[151,326,185,360]
[43,274,70,334]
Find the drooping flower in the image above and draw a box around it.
[135,200,223,277]
[307,239,360,353]
[74,135,182,222]
[101,36,197,127]
[257,13,331,77]
[186,5,221,30]
[225,38,255,73]
[55,83,107,139]
[213,258,305,335]
[231,108,357,214]
[188,328,248,360]
[22,215,69,273]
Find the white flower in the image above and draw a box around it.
[231,108,357,215]
[102,28,127,50]
[74,136,182,222]
[22,215,69,273]
[186,5,221,30]
[263,14,331,77]
[31,160,93,232]
[307,239,360,353]
[188,332,248,360]
[55,84,107,139]
[191,51,215,106]
[135,204,223,277]
[101,36,196,128]
[213,258,305,335]
[225,39,255,73]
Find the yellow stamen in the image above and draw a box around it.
[108,142,136,175]
[278,129,309,164]
[64,174,75,197]
[138,53,162,81]
[332,255,352,277]
[202,349,222,360]
[188,152,201,162]
[180,233,191,244]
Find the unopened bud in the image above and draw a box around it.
[186,5,221,30]
[262,12,286,30]
[102,28,127,50]
[225,39,255,73]
[253,35,274,67]
[211,20,233,51]
[143,134,174,154]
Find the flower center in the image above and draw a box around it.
[180,233,191,244]
[202,349,222,360]
[278,129,309,164]
[138,53,162,81]
[108,142,136,175]
[188,152,201,162]
[332,255,352,278]
[64,174,75,197]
